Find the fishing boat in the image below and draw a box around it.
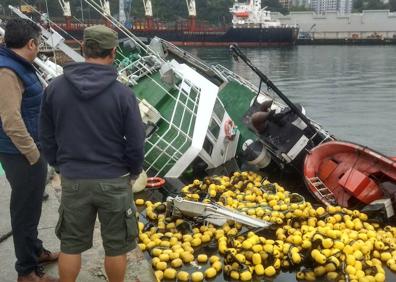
[304,141,396,209]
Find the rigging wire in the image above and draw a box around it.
[42,0,57,66]
[21,0,82,45]
[20,0,132,63]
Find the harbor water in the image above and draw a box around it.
[190,45,396,157]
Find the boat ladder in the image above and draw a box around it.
[307,177,337,206]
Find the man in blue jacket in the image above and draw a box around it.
[39,25,145,282]
[0,19,59,282]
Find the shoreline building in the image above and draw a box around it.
[311,0,352,14]
[291,0,312,8]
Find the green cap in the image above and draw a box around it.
[83,25,118,49]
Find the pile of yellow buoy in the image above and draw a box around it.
[135,171,396,282]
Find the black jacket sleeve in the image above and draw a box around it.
[124,93,145,176]
[39,89,58,167]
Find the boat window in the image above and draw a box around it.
[208,119,220,139]
[213,98,225,121]
[203,137,214,155]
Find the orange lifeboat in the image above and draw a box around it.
[234,11,249,18]
[304,141,396,208]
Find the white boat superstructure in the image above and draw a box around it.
[230,0,281,28]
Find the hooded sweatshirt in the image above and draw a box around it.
[39,62,145,179]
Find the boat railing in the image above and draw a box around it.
[212,64,276,100]
[307,120,335,143]
[145,78,198,176]
[160,39,215,75]
[84,0,165,64]
[116,55,162,85]
[144,77,199,176]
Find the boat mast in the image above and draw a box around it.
[142,0,153,29]
[186,0,196,31]
[57,0,72,29]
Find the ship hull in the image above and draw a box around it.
[61,26,299,47]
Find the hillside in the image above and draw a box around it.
[0,0,287,23]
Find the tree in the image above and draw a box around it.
[389,0,396,11]
[365,0,387,10]
[353,0,364,12]
[0,0,300,23]
[262,0,288,14]
[352,0,391,12]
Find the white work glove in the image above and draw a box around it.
[130,170,147,193]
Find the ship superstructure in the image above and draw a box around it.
[230,0,281,28]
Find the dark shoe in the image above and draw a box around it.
[37,248,59,264]
[35,267,59,282]
[17,270,59,282]
[17,272,39,282]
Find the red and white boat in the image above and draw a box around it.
[304,141,396,208]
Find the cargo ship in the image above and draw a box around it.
[54,0,299,47]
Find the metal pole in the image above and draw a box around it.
[230,44,319,136]
[80,0,84,21]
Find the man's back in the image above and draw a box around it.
[40,62,145,179]
[40,25,144,282]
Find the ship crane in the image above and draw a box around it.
[99,0,112,27]
[57,0,72,29]
[142,0,153,29]
[186,0,196,31]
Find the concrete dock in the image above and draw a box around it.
[0,171,155,282]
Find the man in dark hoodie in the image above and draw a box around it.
[39,25,145,282]
[0,19,59,282]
